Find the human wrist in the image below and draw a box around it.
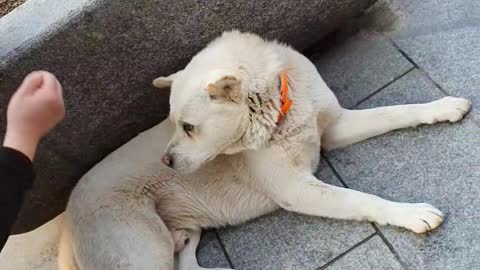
[3,130,39,161]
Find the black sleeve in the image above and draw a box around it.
[0,147,35,251]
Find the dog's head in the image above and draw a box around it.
[154,69,248,173]
[154,31,282,173]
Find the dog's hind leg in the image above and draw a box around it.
[70,200,175,270]
[178,230,233,270]
[321,96,471,150]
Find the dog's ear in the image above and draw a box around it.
[207,76,242,103]
[152,70,183,89]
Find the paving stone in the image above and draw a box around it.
[354,69,444,107]
[219,161,375,270]
[389,0,480,39]
[393,26,480,125]
[313,31,413,109]
[323,235,403,270]
[326,70,480,270]
[197,231,231,269]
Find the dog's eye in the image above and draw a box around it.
[183,123,194,135]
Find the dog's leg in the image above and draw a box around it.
[178,230,233,270]
[322,96,471,150]
[245,146,444,233]
[71,202,175,270]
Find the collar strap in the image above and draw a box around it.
[278,70,292,122]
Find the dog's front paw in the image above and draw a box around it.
[391,203,444,233]
[423,97,472,124]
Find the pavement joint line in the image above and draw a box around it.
[386,36,453,97]
[386,38,420,69]
[386,36,480,129]
[214,230,235,269]
[316,232,378,270]
[324,149,409,269]
[415,68,452,97]
[323,149,409,269]
[372,223,409,270]
[322,152,349,188]
[352,66,416,109]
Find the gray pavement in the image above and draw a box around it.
[196,0,480,269]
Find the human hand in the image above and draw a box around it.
[3,71,65,160]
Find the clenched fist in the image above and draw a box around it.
[3,71,65,160]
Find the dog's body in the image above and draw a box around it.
[59,119,278,270]
[59,31,471,270]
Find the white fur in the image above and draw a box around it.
[1,31,471,270]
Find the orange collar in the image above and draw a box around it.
[278,70,292,122]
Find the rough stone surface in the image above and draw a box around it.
[325,70,480,270]
[383,0,480,124]
[15,145,86,233]
[0,0,96,57]
[323,235,404,270]
[312,31,412,109]
[219,161,375,270]
[0,0,26,17]
[197,231,231,269]
[393,26,480,125]
[389,0,480,39]
[0,0,374,233]
[354,69,444,107]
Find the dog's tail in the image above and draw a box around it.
[58,221,78,270]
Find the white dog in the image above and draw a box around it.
[57,31,471,270]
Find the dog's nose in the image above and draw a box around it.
[161,153,173,167]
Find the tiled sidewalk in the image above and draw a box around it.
[196,1,480,269]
